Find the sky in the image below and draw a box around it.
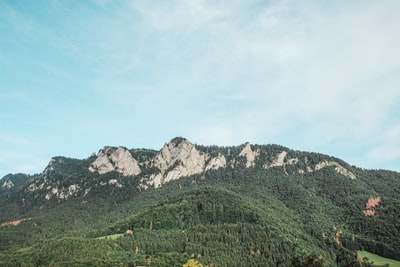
[1,0,400,177]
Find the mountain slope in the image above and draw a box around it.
[0,137,399,266]
[0,173,33,194]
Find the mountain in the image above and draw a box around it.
[0,173,32,192]
[18,137,357,202]
[0,137,399,266]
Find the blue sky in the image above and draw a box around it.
[1,0,399,177]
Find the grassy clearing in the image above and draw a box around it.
[95,233,124,240]
[358,251,400,267]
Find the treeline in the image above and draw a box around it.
[1,148,399,266]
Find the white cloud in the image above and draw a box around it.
[1,1,399,172]
[131,0,229,33]
[187,2,398,168]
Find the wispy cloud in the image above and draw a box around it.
[78,1,400,168]
[1,1,399,174]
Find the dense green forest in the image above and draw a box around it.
[0,140,399,266]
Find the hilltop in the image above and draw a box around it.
[0,137,399,266]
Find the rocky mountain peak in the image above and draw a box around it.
[153,138,203,174]
[18,137,358,202]
[239,142,259,168]
[89,146,141,177]
[42,157,61,176]
[147,138,207,187]
[1,179,14,190]
[139,138,226,188]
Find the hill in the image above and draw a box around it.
[0,137,399,266]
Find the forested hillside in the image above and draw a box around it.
[0,138,399,266]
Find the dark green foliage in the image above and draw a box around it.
[111,188,260,230]
[0,142,399,266]
[0,173,32,193]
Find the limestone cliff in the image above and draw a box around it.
[19,137,357,201]
[146,138,205,187]
[238,143,259,168]
[205,153,227,171]
[314,160,356,179]
[152,138,206,178]
[89,146,141,177]
[142,138,226,188]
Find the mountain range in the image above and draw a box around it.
[1,137,399,266]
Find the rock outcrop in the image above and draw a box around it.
[145,138,206,187]
[239,143,259,168]
[0,173,31,193]
[20,137,358,200]
[1,179,14,189]
[313,160,356,179]
[205,153,227,171]
[89,146,141,177]
[153,138,206,178]
[269,151,288,167]
[142,138,227,188]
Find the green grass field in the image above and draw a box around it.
[358,251,400,267]
[95,233,124,240]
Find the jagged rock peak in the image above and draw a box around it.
[154,137,197,171]
[239,142,259,168]
[152,137,206,179]
[89,146,141,176]
[205,153,227,171]
[269,151,288,167]
[43,158,58,175]
[40,157,70,178]
[1,179,14,189]
[140,137,227,188]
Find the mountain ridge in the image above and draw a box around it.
[1,137,359,203]
[1,137,399,266]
